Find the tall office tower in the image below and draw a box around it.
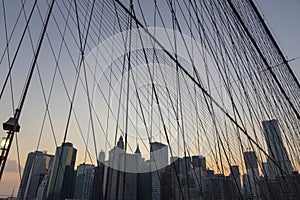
[262,119,293,178]
[99,150,105,163]
[181,156,192,176]
[242,173,250,197]
[151,170,161,200]
[105,166,122,199]
[91,162,105,199]
[36,162,54,200]
[46,142,77,200]
[137,171,152,200]
[262,162,271,179]
[177,156,199,198]
[94,149,106,199]
[113,146,143,199]
[191,156,206,192]
[108,136,125,169]
[106,169,138,200]
[24,152,54,199]
[230,165,241,191]
[17,152,36,199]
[161,164,178,200]
[106,136,125,200]
[16,151,53,200]
[243,151,259,198]
[123,172,138,200]
[73,163,95,199]
[106,137,140,200]
[150,142,168,200]
[150,142,168,169]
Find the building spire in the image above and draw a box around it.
[117,136,124,150]
[135,144,141,154]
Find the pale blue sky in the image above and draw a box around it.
[256,0,300,78]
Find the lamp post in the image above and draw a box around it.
[0,109,20,180]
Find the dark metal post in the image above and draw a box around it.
[0,109,20,180]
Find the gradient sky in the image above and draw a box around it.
[257,0,300,78]
[0,0,300,196]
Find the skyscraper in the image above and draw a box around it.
[262,161,271,179]
[150,142,168,170]
[17,152,36,200]
[262,119,293,178]
[99,150,105,163]
[243,151,259,198]
[91,162,105,199]
[46,142,77,200]
[150,142,168,200]
[16,151,53,200]
[203,174,239,200]
[73,163,95,199]
[36,162,54,200]
[190,155,206,193]
[105,137,139,200]
[244,151,259,170]
[230,165,241,192]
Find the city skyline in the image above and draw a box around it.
[13,125,300,199]
[0,0,300,197]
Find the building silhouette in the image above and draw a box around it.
[137,171,152,200]
[258,171,300,199]
[105,136,125,199]
[161,163,177,200]
[243,151,259,198]
[203,174,239,200]
[91,163,105,199]
[104,137,143,199]
[192,155,206,169]
[17,152,36,200]
[46,142,77,200]
[99,139,170,200]
[73,163,95,199]
[16,151,53,200]
[36,161,54,200]
[99,150,105,163]
[230,165,241,192]
[150,142,168,200]
[15,134,297,200]
[16,144,299,200]
[191,156,206,194]
[262,119,293,179]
